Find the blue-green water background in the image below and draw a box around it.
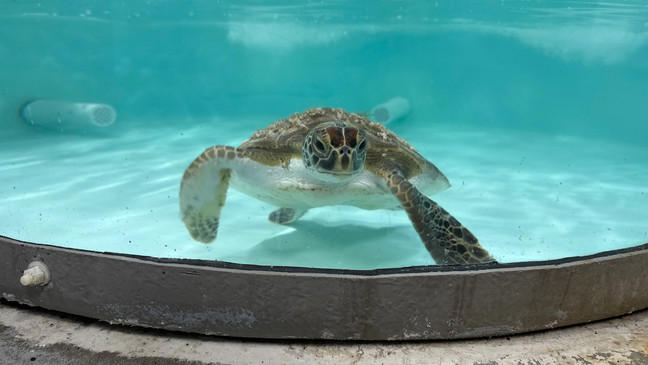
[1,1,647,268]
[3,1,648,139]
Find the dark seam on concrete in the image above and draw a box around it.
[627,351,648,364]
[2,303,648,365]
[3,234,647,275]
[3,299,648,347]
[0,323,229,365]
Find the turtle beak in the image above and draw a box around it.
[338,146,354,173]
[315,146,358,178]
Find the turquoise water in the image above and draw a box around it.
[1,1,648,269]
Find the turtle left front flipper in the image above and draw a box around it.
[179,146,238,243]
[381,169,497,265]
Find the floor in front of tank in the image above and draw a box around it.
[1,300,647,365]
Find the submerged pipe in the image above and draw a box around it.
[21,100,117,133]
[369,97,410,124]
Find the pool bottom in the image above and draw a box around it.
[1,117,647,269]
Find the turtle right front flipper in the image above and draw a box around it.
[179,146,239,243]
[381,169,497,265]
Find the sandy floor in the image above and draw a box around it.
[1,121,647,268]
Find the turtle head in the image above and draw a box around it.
[302,121,367,181]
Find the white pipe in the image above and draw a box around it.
[21,100,117,132]
[369,97,410,124]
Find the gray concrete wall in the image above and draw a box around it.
[2,236,648,340]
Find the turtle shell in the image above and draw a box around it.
[238,107,443,180]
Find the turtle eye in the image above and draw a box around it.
[358,139,367,152]
[314,139,326,153]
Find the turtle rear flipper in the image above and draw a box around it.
[382,169,497,265]
[268,207,308,224]
[179,146,241,243]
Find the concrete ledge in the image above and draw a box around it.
[1,235,647,340]
[3,301,648,365]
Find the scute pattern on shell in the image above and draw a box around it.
[239,107,430,178]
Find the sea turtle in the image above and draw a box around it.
[179,108,496,265]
